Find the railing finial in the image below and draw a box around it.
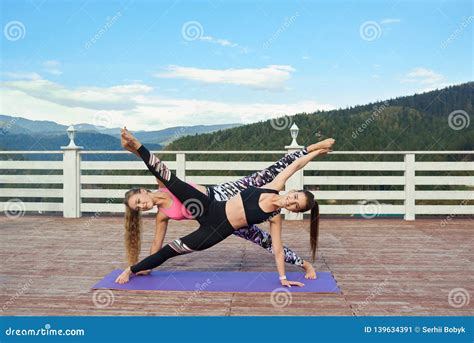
[61,124,83,149]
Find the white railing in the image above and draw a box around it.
[1,146,473,220]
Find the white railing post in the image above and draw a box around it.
[61,125,83,218]
[176,153,186,181]
[284,123,304,220]
[404,153,415,221]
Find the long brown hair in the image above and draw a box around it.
[301,190,320,261]
[123,188,143,266]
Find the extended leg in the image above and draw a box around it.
[130,222,234,273]
[137,144,210,217]
[210,148,308,201]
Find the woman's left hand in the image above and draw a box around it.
[115,267,133,284]
[281,279,305,288]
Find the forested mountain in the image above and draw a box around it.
[167,83,473,156]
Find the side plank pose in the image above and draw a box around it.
[116,129,335,287]
[120,129,333,279]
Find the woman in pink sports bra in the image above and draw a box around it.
[122,132,331,280]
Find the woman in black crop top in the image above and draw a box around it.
[116,127,335,288]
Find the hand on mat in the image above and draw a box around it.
[135,269,151,276]
[281,279,305,288]
[115,267,133,284]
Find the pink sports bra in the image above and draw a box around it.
[158,183,198,220]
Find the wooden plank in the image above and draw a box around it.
[305,161,405,171]
[0,188,63,198]
[81,161,177,170]
[415,205,474,215]
[415,161,474,171]
[415,191,474,200]
[81,175,159,185]
[0,161,63,170]
[415,176,474,186]
[0,175,63,184]
[312,191,405,200]
[304,176,405,185]
[0,202,62,211]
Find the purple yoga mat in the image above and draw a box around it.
[92,270,341,293]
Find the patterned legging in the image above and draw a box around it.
[207,149,308,267]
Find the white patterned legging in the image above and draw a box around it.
[207,149,308,267]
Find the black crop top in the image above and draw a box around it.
[240,187,281,225]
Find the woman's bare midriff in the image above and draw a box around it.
[225,194,249,230]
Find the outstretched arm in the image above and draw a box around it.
[264,147,332,191]
[269,215,304,287]
[264,138,334,191]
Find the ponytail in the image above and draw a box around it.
[309,200,320,261]
[301,190,320,262]
[124,188,143,265]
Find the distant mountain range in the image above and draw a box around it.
[0,114,241,153]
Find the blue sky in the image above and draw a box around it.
[0,0,472,130]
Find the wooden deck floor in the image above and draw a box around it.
[0,215,472,316]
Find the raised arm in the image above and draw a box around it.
[264,138,335,191]
[264,148,329,191]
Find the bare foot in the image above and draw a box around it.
[308,138,335,152]
[302,261,317,279]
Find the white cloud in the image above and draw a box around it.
[400,67,450,92]
[380,18,401,25]
[199,35,234,47]
[2,71,42,80]
[0,76,334,131]
[196,35,248,53]
[154,65,295,90]
[401,67,445,85]
[42,60,62,76]
[1,76,153,111]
